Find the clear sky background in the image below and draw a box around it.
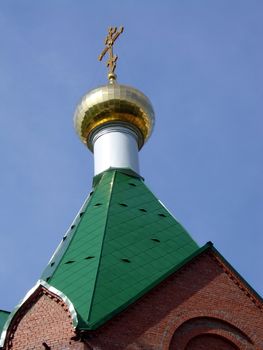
[0,1,262,312]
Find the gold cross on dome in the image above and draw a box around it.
[98,26,124,81]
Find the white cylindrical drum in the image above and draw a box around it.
[91,125,140,176]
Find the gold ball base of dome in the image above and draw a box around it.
[74,83,155,151]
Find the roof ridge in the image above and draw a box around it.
[44,193,94,282]
[86,171,117,324]
[40,192,94,282]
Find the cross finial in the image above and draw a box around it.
[98,26,124,82]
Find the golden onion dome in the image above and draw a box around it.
[74,81,155,151]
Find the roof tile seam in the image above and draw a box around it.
[49,186,102,282]
[86,171,117,324]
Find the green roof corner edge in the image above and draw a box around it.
[41,191,94,282]
[0,280,78,348]
[86,171,117,324]
[85,243,211,330]
[41,170,118,329]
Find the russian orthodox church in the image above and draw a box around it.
[0,27,262,350]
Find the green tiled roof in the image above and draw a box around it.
[0,311,10,334]
[41,169,199,329]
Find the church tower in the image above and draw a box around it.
[1,27,263,350]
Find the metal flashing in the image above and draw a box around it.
[92,167,143,188]
[0,280,77,348]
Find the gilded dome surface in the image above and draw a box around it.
[74,82,155,150]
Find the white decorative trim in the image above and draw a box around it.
[0,280,78,347]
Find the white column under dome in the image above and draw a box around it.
[91,125,140,176]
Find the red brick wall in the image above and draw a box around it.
[4,250,263,349]
[4,288,86,350]
[168,316,248,349]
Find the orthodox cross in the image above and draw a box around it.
[99,26,124,81]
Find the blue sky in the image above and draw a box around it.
[0,1,262,311]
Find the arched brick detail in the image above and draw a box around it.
[167,316,253,350]
[161,310,254,349]
[186,334,239,350]
[4,286,84,350]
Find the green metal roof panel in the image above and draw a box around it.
[0,311,10,334]
[42,170,115,326]
[41,169,199,329]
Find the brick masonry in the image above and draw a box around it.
[4,288,82,350]
[3,248,263,349]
